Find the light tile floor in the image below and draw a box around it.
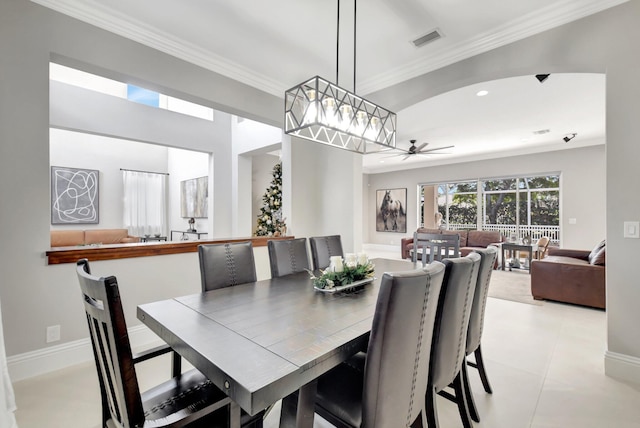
[12,252,640,427]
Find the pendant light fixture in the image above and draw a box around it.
[284,0,396,154]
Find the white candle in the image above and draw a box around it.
[357,252,369,265]
[345,253,357,267]
[330,255,344,272]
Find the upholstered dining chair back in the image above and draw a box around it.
[466,247,498,354]
[461,246,499,423]
[361,262,446,427]
[314,262,446,428]
[412,232,461,265]
[425,253,480,428]
[76,259,247,428]
[309,235,344,270]
[267,238,310,278]
[198,241,257,292]
[430,253,480,391]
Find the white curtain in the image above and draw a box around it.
[0,298,18,428]
[122,170,167,237]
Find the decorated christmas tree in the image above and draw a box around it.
[255,162,287,236]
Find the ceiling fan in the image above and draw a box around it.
[388,139,454,161]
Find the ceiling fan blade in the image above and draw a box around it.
[383,152,408,158]
[418,145,455,154]
[414,142,428,152]
[402,154,412,161]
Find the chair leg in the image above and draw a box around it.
[461,358,480,423]
[425,386,439,428]
[452,372,474,428]
[474,346,493,394]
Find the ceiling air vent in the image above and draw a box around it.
[412,29,442,48]
[533,129,550,135]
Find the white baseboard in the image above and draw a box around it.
[7,325,162,382]
[605,350,640,385]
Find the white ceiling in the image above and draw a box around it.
[34,0,620,173]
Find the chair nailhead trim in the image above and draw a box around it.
[225,244,238,285]
[407,275,432,427]
[144,380,214,417]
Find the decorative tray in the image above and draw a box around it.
[314,277,375,293]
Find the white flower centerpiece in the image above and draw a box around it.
[309,253,375,292]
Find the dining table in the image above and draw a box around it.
[137,257,417,428]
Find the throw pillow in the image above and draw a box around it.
[591,247,606,266]
[588,239,606,263]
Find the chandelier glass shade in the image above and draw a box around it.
[285,76,396,154]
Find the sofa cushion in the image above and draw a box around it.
[84,229,131,244]
[50,230,85,247]
[590,247,606,266]
[543,255,591,266]
[588,239,606,263]
[466,230,502,248]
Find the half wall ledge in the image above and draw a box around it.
[45,235,293,265]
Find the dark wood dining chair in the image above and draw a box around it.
[76,259,263,428]
[309,235,344,270]
[312,261,446,428]
[412,232,460,265]
[198,241,257,292]
[426,252,481,428]
[267,237,310,278]
[462,247,499,423]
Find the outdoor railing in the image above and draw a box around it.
[446,223,561,246]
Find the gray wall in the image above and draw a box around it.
[366,145,606,250]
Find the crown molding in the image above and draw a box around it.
[30,0,285,96]
[31,0,626,98]
[359,0,629,94]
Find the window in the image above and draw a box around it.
[122,170,168,236]
[421,174,560,244]
[50,63,214,121]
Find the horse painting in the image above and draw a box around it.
[378,189,406,232]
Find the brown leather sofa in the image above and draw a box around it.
[401,228,503,260]
[530,241,605,309]
[51,229,140,247]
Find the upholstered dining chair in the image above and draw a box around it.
[313,262,446,428]
[267,237,310,278]
[426,253,481,428]
[412,232,460,265]
[461,247,499,423]
[309,235,344,270]
[76,259,263,428]
[198,241,257,292]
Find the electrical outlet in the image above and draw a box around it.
[46,325,61,343]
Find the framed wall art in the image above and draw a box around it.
[181,176,208,218]
[51,166,99,224]
[376,188,407,233]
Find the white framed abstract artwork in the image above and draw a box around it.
[51,166,99,224]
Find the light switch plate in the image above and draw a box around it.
[569,218,577,225]
[624,221,640,239]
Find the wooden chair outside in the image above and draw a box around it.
[76,259,263,428]
[412,232,460,265]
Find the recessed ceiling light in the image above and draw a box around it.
[379,160,385,163]
[476,90,489,97]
